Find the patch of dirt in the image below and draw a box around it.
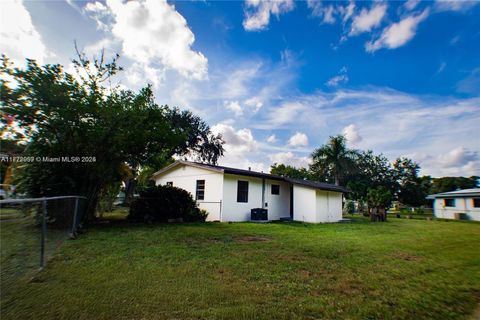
[391,252,422,261]
[235,236,272,243]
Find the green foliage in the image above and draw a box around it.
[367,186,393,208]
[344,200,355,214]
[393,158,425,206]
[128,185,206,223]
[0,52,223,220]
[430,176,479,194]
[345,150,396,201]
[269,163,311,179]
[310,135,359,186]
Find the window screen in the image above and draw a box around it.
[237,181,249,203]
[271,184,280,195]
[196,180,205,200]
[444,198,455,207]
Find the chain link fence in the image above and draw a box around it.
[0,196,86,302]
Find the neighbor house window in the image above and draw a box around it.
[473,198,480,208]
[271,184,280,195]
[444,198,455,207]
[166,181,173,186]
[237,181,249,203]
[196,180,205,200]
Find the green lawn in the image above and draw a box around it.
[1,215,479,319]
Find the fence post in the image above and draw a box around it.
[40,199,47,269]
[70,197,79,238]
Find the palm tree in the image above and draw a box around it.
[310,135,358,186]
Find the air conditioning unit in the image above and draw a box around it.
[251,208,268,221]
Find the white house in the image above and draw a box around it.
[427,188,480,221]
[151,160,348,223]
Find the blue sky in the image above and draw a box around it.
[1,0,479,177]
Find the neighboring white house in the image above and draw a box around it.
[427,188,480,221]
[151,160,348,223]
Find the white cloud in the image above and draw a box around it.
[244,97,264,113]
[287,132,309,147]
[224,100,243,117]
[210,123,268,171]
[326,74,348,87]
[260,102,308,129]
[366,9,429,52]
[435,0,479,12]
[339,1,356,24]
[326,66,349,87]
[349,4,387,36]
[211,123,258,156]
[404,0,420,11]
[342,124,363,146]
[0,0,48,66]
[269,151,311,168]
[84,1,112,31]
[266,134,277,143]
[84,0,208,81]
[243,0,294,31]
[307,1,336,24]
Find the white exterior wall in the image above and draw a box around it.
[222,174,263,221]
[153,165,223,221]
[293,185,317,223]
[434,197,480,221]
[264,179,291,220]
[315,190,343,222]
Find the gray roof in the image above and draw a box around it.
[153,160,348,193]
[426,188,480,199]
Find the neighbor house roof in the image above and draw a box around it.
[152,160,349,193]
[426,188,480,199]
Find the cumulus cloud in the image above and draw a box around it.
[269,151,311,168]
[366,9,429,52]
[287,132,309,147]
[211,123,258,156]
[349,4,387,35]
[0,0,49,66]
[243,0,294,31]
[83,0,207,82]
[342,124,363,146]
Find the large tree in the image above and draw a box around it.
[345,150,396,201]
[393,157,425,206]
[0,52,223,221]
[310,135,358,186]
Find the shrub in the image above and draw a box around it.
[413,207,424,215]
[344,200,355,214]
[128,185,207,223]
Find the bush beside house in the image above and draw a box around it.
[128,185,208,223]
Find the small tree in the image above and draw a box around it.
[367,186,392,222]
